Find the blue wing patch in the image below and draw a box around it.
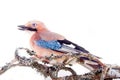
[36,40,62,50]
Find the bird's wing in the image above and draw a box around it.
[35,39,88,53]
[35,39,101,59]
[57,39,101,59]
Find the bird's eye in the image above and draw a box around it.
[32,23,37,27]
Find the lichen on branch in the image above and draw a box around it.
[0,47,120,80]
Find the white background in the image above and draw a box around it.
[0,0,120,80]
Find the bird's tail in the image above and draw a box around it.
[77,56,105,70]
[55,44,104,70]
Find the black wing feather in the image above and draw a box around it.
[57,39,89,53]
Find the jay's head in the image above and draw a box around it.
[18,20,47,32]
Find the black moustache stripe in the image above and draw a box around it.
[27,28,37,31]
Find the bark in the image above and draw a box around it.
[0,47,120,80]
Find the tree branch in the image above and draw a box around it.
[0,47,120,80]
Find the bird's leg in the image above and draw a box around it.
[41,54,58,64]
[45,54,54,60]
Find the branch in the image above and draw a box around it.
[31,61,113,80]
[0,47,120,80]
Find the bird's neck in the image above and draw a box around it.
[30,32,40,47]
[31,32,40,41]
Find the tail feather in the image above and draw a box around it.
[78,56,104,70]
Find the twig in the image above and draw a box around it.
[0,47,120,80]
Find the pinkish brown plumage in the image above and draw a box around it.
[18,20,105,70]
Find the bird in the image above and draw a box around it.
[18,20,105,70]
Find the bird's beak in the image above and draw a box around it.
[18,25,28,30]
[18,25,37,31]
